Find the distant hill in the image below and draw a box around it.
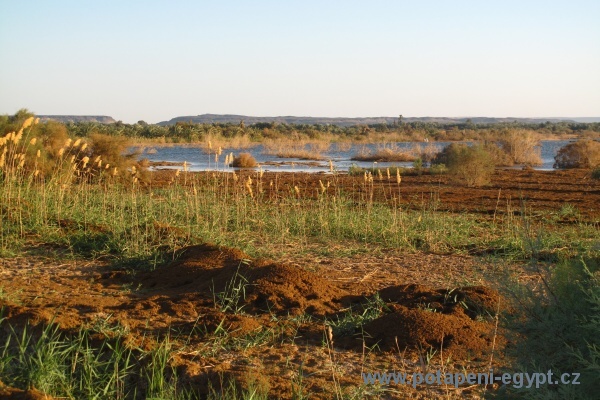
[38,115,117,124]
[158,114,576,127]
[556,117,600,123]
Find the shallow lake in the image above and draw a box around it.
[135,140,573,173]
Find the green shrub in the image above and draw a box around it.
[432,143,495,186]
[591,167,600,180]
[505,257,600,399]
[554,139,600,169]
[484,141,514,166]
[428,163,448,175]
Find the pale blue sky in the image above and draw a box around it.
[1,1,599,123]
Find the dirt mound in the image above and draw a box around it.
[0,301,84,333]
[378,284,501,319]
[196,310,263,337]
[353,284,504,359]
[363,304,499,359]
[137,243,347,316]
[245,263,348,316]
[0,382,53,400]
[138,243,251,294]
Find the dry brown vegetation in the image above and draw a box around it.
[498,129,542,166]
[231,152,258,168]
[554,139,600,169]
[262,139,330,160]
[351,143,417,162]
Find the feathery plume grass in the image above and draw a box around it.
[22,116,35,129]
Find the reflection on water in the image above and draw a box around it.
[135,140,574,173]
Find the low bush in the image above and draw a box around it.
[504,257,600,399]
[554,139,600,169]
[432,143,495,186]
[498,129,542,166]
[483,141,514,166]
[232,152,258,168]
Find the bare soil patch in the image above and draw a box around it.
[1,243,511,398]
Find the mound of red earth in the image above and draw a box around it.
[0,381,52,400]
[360,284,503,359]
[138,243,349,317]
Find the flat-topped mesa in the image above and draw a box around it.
[157,114,575,127]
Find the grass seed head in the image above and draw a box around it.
[319,180,326,193]
[15,129,23,144]
[73,138,81,147]
[29,137,37,145]
[245,180,254,197]
[22,117,35,129]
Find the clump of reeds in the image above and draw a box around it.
[498,129,542,166]
[351,143,416,162]
[232,153,258,168]
[554,139,600,169]
[262,139,329,160]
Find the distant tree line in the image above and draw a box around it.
[2,109,599,144]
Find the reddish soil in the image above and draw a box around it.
[0,383,52,400]
[3,168,595,398]
[362,285,503,360]
[149,167,600,221]
[1,243,513,398]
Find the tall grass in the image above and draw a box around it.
[2,121,598,262]
[0,317,192,399]
[502,257,600,399]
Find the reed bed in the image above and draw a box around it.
[262,139,330,160]
[351,143,418,162]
